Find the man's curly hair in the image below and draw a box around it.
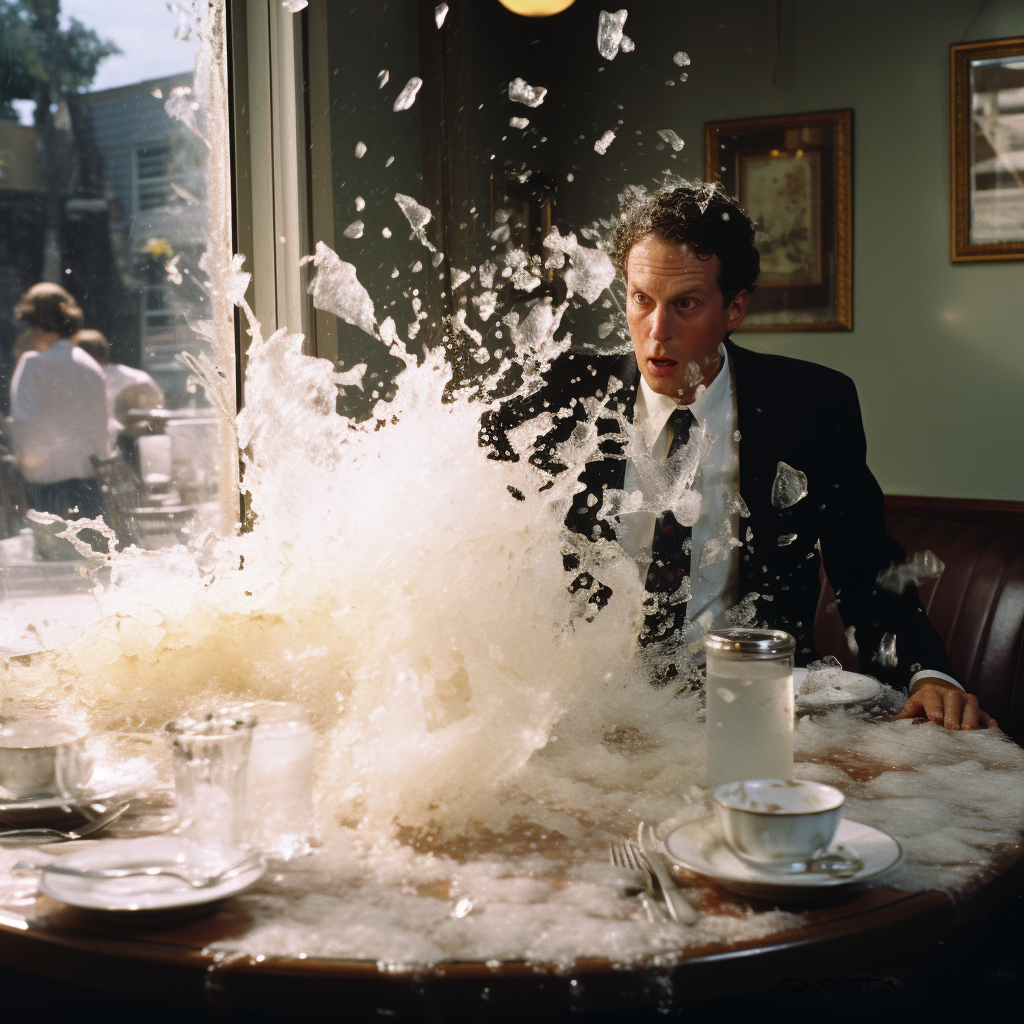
[608,181,760,303]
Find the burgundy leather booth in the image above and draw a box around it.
[815,517,1024,745]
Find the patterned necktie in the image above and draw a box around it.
[642,406,695,644]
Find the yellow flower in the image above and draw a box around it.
[144,237,174,259]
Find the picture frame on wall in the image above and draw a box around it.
[704,109,852,332]
[951,37,1024,262]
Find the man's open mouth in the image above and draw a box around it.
[648,358,678,374]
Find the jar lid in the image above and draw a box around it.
[704,627,795,656]
[165,709,257,737]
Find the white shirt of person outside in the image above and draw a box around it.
[9,340,109,483]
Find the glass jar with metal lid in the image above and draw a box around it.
[704,628,795,788]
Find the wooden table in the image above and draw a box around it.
[2,836,1021,1017]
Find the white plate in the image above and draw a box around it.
[664,816,902,900]
[793,668,883,709]
[39,836,266,912]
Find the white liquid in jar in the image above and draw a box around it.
[706,658,794,788]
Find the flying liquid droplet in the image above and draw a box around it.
[657,129,685,152]
[510,117,530,129]
[596,9,628,60]
[876,550,945,595]
[845,625,859,655]
[385,156,395,167]
[508,78,547,108]
[876,633,898,668]
[343,220,364,239]
[306,241,375,336]
[620,35,634,52]
[472,290,497,321]
[777,533,797,547]
[282,0,308,11]
[435,2,448,28]
[594,130,616,155]
[355,196,365,212]
[673,51,691,66]
[450,897,473,919]
[377,70,389,89]
[393,77,423,112]
[771,462,808,509]
[355,141,367,158]
[382,227,392,238]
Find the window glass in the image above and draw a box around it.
[0,0,226,653]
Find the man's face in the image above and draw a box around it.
[625,234,749,401]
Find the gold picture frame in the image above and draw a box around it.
[705,109,852,332]
[951,37,1024,262]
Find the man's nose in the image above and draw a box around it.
[649,304,673,343]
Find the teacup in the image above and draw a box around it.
[0,720,91,800]
[713,779,845,872]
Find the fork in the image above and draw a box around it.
[15,850,265,889]
[636,824,700,926]
[609,837,663,924]
[0,802,131,845]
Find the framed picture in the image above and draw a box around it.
[705,109,852,331]
[951,37,1024,262]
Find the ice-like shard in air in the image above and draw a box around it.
[597,9,628,60]
[771,462,808,508]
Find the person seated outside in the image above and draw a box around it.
[9,283,109,523]
[482,182,993,731]
[72,329,164,443]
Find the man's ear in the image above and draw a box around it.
[726,290,750,331]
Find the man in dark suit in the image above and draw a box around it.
[483,182,994,730]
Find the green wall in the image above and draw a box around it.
[656,0,1024,501]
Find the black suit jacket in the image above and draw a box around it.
[481,340,954,689]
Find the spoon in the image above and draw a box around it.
[16,849,265,889]
[0,802,131,845]
[782,852,864,878]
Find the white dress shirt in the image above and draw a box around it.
[9,340,109,483]
[616,343,960,690]
[619,343,740,644]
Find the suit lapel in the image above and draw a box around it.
[726,340,780,592]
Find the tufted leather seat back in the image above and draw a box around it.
[814,517,1024,744]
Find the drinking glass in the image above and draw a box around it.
[704,628,795,788]
[220,701,314,859]
[165,710,255,845]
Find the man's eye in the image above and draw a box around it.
[633,293,647,303]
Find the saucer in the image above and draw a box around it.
[39,836,266,913]
[664,816,902,900]
[793,668,883,709]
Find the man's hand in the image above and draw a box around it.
[896,677,997,730]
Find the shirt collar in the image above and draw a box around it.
[636,343,730,448]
